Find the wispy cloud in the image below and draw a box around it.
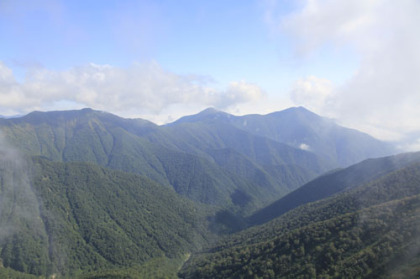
[0,61,265,120]
[267,0,420,143]
[290,75,335,112]
[0,133,44,242]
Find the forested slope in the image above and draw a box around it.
[0,107,403,278]
[0,109,289,208]
[0,107,396,210]
[0,156,210,278]
[180,162,420,278]
[249,152,420,225]
[173,107,395,167]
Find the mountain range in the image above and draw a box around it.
[180,154,420,278]
[0,107,394,208]
[0,106,414,279]
[172,107,394,167]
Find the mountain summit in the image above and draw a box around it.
[170,106,396,167]
[170,107,234,124]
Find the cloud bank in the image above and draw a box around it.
[273,0,420,143]
[0,61,264,121]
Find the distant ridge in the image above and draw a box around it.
[169,107,234,124]
[0,106,397,207]
[0,107,396,207]
[0,107,332,211]
[249,151,420,225]
[169,106,396,167]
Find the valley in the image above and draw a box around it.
[0,107,417,278]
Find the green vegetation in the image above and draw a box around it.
[173,107,395,167]
[0,108,330,209]
[0,157,210,278]
[179,163,420,278]
[0,108,412,279]
[0,267,40,279]
[79,255,189,279]
[249,152,420,225]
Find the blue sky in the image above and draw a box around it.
[0,0,419,148]
[1,1,355,84]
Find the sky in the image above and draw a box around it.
[0,0,419,149]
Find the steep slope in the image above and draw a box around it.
[207,148,312,196]
[151,147,277,209]
[0,156,209,278]
[180,161,420,279]
[161,121,330,172]
[148,120,333,197]
[0,108,165,181]
[236,107,396,166]
[0,109,277,208]
[249,151,420,225]
[0,107,396,211]
[173,107,396,167]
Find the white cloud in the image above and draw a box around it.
[218,81,265,108]
[282,0,380,55]
[0,62,15,82]
[299,143,311,151]
[400,139,420,153]
[290,75,335,114]
[267,0,420,143]
[0,61,264,120]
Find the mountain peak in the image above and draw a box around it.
[198,107,220,115]
[291,106,315,114]
[267,106,322,119]
[170,107,234,125]
[197,107,233,117]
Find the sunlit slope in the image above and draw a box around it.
[0,108,165,180]
[180,161,420,279]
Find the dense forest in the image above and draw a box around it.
[0,156,210,278]
[179,163,420,278]
[0,107,417,278]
